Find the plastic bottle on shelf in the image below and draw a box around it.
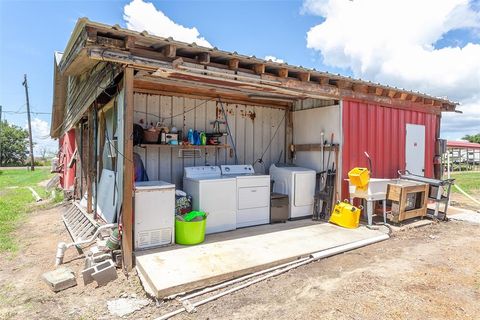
[187,128,194,144]
[200,132,206,145]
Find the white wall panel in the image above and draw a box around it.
[133,93,286,189]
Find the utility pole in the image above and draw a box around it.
[22,74,35,171]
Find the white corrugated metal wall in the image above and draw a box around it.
[132,93,286,188]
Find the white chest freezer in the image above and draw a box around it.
[134,180,175,250]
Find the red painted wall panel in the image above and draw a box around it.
[341,99,439,199]
[58,129,76,190]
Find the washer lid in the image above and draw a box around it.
[184,166,221,179]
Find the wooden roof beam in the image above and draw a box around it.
[196,52,210,64]
[387,90,397,98]
[298,72,310,82]
[253,63,266,75]
[228,58,239,70]
[162,44,176,58]
[336,79,351,89]
[400,92,409,100]
[375,87,384,96]
[125,36,136,49]
[353,83,369,93]
[278,68,289,78]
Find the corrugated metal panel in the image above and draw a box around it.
[133,93,286,187]
[341,99,439,198]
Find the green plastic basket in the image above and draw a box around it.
[175,216,207,245]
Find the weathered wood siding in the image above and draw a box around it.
[132,93,286,188]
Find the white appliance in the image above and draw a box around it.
[183,166,236,234]
[221,165,270,228]
[269,163,316,219]
[134,180,175,250]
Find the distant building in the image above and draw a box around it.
[446,140,480,171]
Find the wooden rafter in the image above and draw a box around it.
[278,68,288,78]
[298,72,310,82]
[196,52,210,64]
[228,58,239,70]
[253,63,265,75]
[62,20,457,111]
[162,44,176,58]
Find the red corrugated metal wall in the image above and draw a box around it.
[341,99,439,199]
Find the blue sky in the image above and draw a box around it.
[1,0,479,154]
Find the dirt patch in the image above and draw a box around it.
[450,191,480,211]
[1,206,480,320]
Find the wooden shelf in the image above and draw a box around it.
[137,144,230,149]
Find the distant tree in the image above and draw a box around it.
[0,120,29,166]
[462,133,480,143]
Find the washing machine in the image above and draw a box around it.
[183,166,237,234]
[221,165,270,228]
[269,163,316,219]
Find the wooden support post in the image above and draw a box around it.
[87,108,93,213]
[122,67,135,272]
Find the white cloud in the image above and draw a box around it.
[123,0,212,48]
[26,118,57,156]
[304,0,480,139]
[265,55,285,63]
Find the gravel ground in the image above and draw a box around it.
[1,205,479,320]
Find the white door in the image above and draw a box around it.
[405,124,425,176]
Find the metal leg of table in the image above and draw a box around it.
[434,187,442,217]
[366,200,373,226]
[382,200,387,224]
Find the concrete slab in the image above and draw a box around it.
[135,221,386,298]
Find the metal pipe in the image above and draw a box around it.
[177,256,311,301]
[55,223,117,265]
[155,234,389,320]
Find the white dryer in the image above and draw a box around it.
[221,165,270,228]
[183,166,236,234]
[269,163,316,219]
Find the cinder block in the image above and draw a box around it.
[91,259,117,286]
[42,267,77,292]
[82,265,96,285]
[92,253,112,264]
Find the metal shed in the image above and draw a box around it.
[50,18,458,273]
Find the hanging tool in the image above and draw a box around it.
[318,133,336,220]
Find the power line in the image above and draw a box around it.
[2,110,51,115]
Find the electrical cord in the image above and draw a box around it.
[253,111,287,168]
[217,97,238,165]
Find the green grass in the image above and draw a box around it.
[0,168,58,252]
[448,171,480,194]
